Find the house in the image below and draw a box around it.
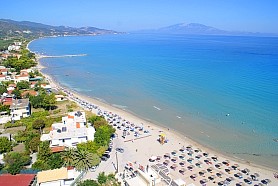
[14,70,30,83]
[10,98,31,121]
[55,94,66,102]
[40,83,51,90]
[21,90,38,98]
[0,68,8,75]
[37,167,79,186]
[7,84,16,91]
[40,111,95,151]
[0,174,36,186]
[0,74,6,81]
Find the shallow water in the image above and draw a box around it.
[29,34,278,169]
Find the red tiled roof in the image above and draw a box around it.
[51,146,65,153]
[21,90,37,97]
[0,174,36,186]
[3,101,12,106]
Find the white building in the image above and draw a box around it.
[41,111,95,151]
[37,167,80,186]
[10,99,31,121]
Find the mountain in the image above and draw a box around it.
[0,19,120,38]
[135,23,277,37]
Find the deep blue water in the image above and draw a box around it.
[29,34,278,169]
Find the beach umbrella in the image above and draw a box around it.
[254,183,264,186]
[225,167,232,174]
[179,168,186,174]
[180,147,186,152]
[216,172,223,177]
[208,175,216,181]
[195,161,203,168]
[254,173,260,178]
[203,152,209,157]
[164,153,170,158]
[236,182,244,186]
[222,160,230,166]
[218,181,224,185]
[200,179,208,184]
[226,176,235,182]
[195,154,202,159]
[194,148,200,153]
[171,157,178,162]
[163,159,170,166]
[188,151,193,156]
[172,150,178,156]
[186,145,193,149]
[149,156,157,162]
[187,158,194,163]
[234,172,243,179]
[241,168,250,174]
[244,177,252,184]
[211,155,218,161]
[199,170,206,176]
[261,179,271,185]
[187,165,195,171]
[179,161,186,167]
[171,164,178,170]
[215,163,222,169]
[190,174,198,179]
[179,154,186,160]
[231,164,239,170]
[207,167,213,173]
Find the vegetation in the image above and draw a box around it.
[61,148,100,171]
[29,92,56,110]
[0,104,10,114]
[16,80,30,90]
[77,173,120,186]
[0,137,13,153]
[3,152,31,175]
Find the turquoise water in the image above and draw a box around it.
[29,34,278,169]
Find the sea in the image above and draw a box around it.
[29,33,278,170]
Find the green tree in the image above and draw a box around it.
[94,125,115,146]
[97,172,107,185]
[0,104,10,114]
[77,180,99,186]
[62,148,100,171]
[25,136,40,153]
[47,153,63,169]
[0,85,7,94]
[32,119,45,130]
[31,159,50,171]
[43,93,56,110]
[16,81,30,90]
[29,94,44,108]
[12,89,21,99]
[0,136,12,153]
[4,152,31,175]
[37,141,52,162]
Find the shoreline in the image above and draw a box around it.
[28,39,277,185]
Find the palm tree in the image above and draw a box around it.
[73,149,100,171]
[62,148,100,171]
[61,147,76,167]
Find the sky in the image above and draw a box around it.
[1,0,278,33]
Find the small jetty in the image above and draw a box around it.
[38,54,87,58]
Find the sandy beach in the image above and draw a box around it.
[34,54,277,186]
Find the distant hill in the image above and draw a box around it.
[0,19,120,39]
[135,23,277,37]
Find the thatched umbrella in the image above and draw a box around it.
[187,158,194,163]
[236,182,244,186]
[234,172,243,179]
[180,147,185,153]
[241,168,250,174]
[244,177,252,184]
[218,181,224,185]
[231,164,239,170]
[216,172,223,177]
[225,167,233,174]
[211,155,218,161]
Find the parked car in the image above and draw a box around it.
[116,148,124,153]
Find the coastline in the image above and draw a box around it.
[29,39,277,185]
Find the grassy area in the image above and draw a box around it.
[0,39,14,50]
